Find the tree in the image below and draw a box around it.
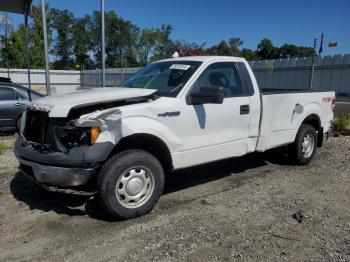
[136,28,158,66]
[72,16,93,69]
[298,47,315,57]
[257,38,279,59]
[0,4,52,69]
[152,24,173,61]
[169,40,207,57]
[241,48,258,61]
[29,4,53,68]
[51,9,75,69]
[89,10,138,68]
[228,37,243,56]
[1,24,26,68]
[0,12,14,68]
[207,40,231,56]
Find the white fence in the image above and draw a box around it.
[0,68,81,95]
[249,54,350,97]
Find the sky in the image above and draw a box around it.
[6,0,350,56]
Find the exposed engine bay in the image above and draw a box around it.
[20,95,153,153]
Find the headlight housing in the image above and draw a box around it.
[90,126,101,144]
[54,125,101,150]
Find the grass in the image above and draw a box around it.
[0,135,17,179]
[333,113,350,135]
[0,143,8,155]
[0,135,16,155]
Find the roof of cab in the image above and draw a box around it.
[157,56,246,63]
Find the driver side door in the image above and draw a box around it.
[176,62,253,168]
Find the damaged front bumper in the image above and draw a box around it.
[14,138,114,187]
[17,157,99,187]
[15,104,123,188]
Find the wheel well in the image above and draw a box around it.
[111,133,173,173]
[302,114,321,132]
[302,114,323,147]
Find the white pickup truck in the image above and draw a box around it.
[14,56,335,218]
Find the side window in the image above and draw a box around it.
[0,87,16,101]
[191,62,244,97]
[15,90,25,100]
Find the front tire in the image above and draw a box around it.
[98,150,164,219]
[289,124,317,165]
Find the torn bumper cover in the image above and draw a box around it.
[17,157,99,187]
[14,139,114,187]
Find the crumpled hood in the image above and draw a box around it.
[30,87,156,117]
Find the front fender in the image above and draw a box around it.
[120,116,183,152]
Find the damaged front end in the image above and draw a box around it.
[15,105,123,187]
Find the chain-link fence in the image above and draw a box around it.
[80,68,140,89]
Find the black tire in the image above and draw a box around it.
[288,124,317,165]
[97,149,164,219]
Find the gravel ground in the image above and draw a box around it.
[0,135,17,181]
[0,136,349,262]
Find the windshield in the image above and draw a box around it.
[121,61,202,97]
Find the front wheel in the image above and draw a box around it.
[98,150,164,219]
[288,124,317,165]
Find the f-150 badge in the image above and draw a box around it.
[158,111,181,117]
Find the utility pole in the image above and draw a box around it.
[5,14,9,78]
[41,0,51,96]
[24,7,32,101]
[101,0,106,87]
[309,38,317,90]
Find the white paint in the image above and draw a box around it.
[32,87,156,117]
[77,108,122,144]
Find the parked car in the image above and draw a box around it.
[0,83,44,132]
[14,56,335,219]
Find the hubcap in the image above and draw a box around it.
[116,167,154,208]
[301,134,314,158]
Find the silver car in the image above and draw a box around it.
[0,83,44,132]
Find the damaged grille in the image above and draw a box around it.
[22,108,93,152]
[23,109,51,145]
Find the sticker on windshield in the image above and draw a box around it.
[169,64,191,70]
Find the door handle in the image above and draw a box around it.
[14,102,25,106]
[240,104,250,115]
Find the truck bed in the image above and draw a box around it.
[256,91,334,151]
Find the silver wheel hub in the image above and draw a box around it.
[301,134,314,158]
[126,177,143,196]
[116,167,154,209]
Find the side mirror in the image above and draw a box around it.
[189,87,224,105]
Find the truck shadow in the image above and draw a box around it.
[10,147,293,221]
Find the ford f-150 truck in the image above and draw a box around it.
[14,56,335,219]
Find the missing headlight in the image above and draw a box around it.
[54,125,92,150]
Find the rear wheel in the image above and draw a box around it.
[98,149,164,219]
[289,124,317,165]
